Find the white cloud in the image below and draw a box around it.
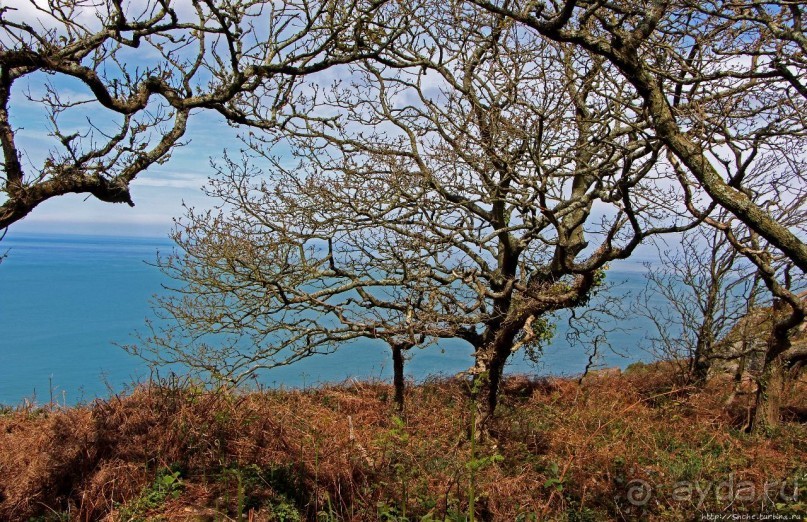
[132,171,207,190]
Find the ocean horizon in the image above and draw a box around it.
[0,232,661,406]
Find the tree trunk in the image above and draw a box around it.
[752,353,787,434]
[691,347,711,386]
[691,311,716,385]
[724,354,747,407]
[751,296,803,434]
[471,344,509,440]
[392,343,406,415]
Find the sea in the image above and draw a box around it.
[0,233,664,406]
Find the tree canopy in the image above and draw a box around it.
[140,5,703,429]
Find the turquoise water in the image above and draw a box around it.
[0,233,658,406]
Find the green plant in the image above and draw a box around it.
[271,499,301,522]
[377,501,406,521]
[233,467,246,521]
[541,461,566,494]
[773,471,807,516]
[218,463,305,520]
[565,498,597,522]
[220,465,255,521]
[317,493,338,522]
[118,468,183,521]
[384,415,411,517]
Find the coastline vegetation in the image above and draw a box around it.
[1,363,804,521]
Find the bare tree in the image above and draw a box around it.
[636,217,762,385]
[13,0,803,435]
[132,155,464,413]
[640,151,806,431]
[142,7,696,437]
[678,83,807,431]
[0,0,403,230]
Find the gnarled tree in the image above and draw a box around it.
[468,0,807,273]
[133,156,469,413]
[146,7,694,435]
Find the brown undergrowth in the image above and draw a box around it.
[0,364,804,521]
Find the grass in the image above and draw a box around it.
[0,364,804,521]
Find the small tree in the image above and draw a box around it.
[134,168,466,412]
[674,152,805,431]
[636,217,761,385]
